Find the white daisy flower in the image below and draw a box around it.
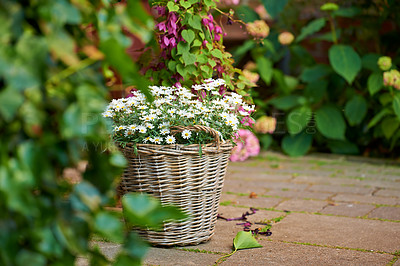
[168,109,177,115]
[159,122,170,129]
[239,111,249,116]
[128,124,138,131]
[145,123,154,129]
[137,126,147,133]
[182,130,191,139]
[143,136,151,143]
[160,128,170,135]
[114,125,125,132]
[151,137,162,144]
[102,110,113,117]
[192,84,203,90]
[165,135,176,144]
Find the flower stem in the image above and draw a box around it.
[328,15,338,44]
[215,249,237,265]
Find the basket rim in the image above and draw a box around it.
[119,141,233,156]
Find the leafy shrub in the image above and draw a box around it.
[0,1,184,265]
[229,0,400,157]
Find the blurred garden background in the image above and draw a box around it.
[0,0,399,265]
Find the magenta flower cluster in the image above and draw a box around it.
[202,14,224,42]
[154,7,182,50]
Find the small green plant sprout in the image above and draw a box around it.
[215,231,262,264]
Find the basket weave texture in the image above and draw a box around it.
[118,125,233,246]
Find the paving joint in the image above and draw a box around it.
[268,239,393,255]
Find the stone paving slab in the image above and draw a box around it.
[144,248,221,266]
[374,188,400,197]
[270,213,400,253]
[265,189,334,200]
[319,203,376,217]
[221,240,394,266]
[220,194,283,209]
[293,175,366,186]
[332,194,400,206]
[368,206,400,220]
[308,184,375,195]
[275,199,327,213]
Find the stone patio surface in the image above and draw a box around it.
[82,151,400,265]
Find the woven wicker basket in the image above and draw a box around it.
[118,125,233,246]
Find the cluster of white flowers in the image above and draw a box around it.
[103,79,255,145]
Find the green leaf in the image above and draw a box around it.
[234,40,256,58]
[176,63,186,77]
[282,131,313,157]
[320,3,339,11]
[368,72,383,95]
[42,0,81,26]
[273,69,290,95]
[344,95,367,126]
[177,42,190,55]
[362,54,381,72]
[329,44,361,84]
[368,108,390,128]
[259,134,273,150]
[381,117,400,139]
[16,250,46,266]
[117,232,149,265]
[268,95,303,110]
[284,76,298,91]
[379,93,392,106]
[122,193,187,229]
[168,61,177,71]
[287,106,312,135]
[290,45,315,66]
[261,0,289,19]
[233,231,263,250]
[211,49,223,59]
[188,15,202,30]
[327,140,359,155]
[300,64,332,83]
[256,57,273,85]
[304,80,328,103]
[316,105,346,140]
[181,0,192,9]
[393,94,400,120]
[182,52,196,66]
[296,18,326,42]
[94,212,124,243]
[167,2,179,12]
[0,86,24,122]
[110,152,127,168]
[181,29,195,45]
[73,181,102,212]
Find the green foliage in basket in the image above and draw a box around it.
[103,79,255,146]
[0,0,185,265]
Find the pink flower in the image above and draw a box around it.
[156,21,167,32]
[230,129,260,162]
